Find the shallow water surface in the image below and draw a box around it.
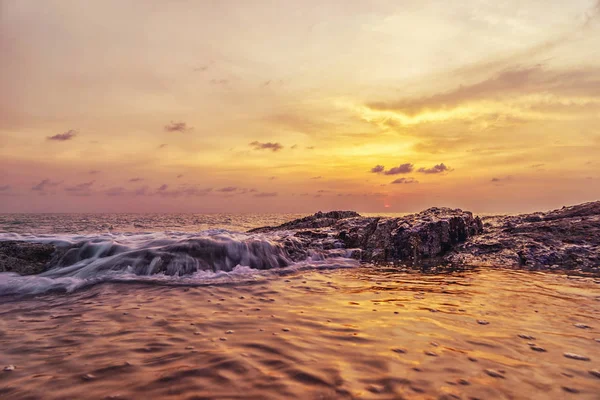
[1,268,599,399]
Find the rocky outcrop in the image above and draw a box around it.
[444,202,600,273]
[1,202,599,276]
[0,241,56,275]
[249,211,361,233]
[252,207,483,265]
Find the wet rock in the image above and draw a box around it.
[250,208,482,265]
[445,201,600,273]
[564,353,591,361]
[81,373,96,381]
[530,345,546,352]
[484,369,505,378]
[249,211,361,233]
[518,334,535,340]
[0,241,56,275]
[366,384,385,394]
[574,323,591,329]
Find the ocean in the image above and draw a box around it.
[0,213,599,399]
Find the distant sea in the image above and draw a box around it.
[0,212,411,235]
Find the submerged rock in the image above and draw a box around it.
[564,352,591,361]
[0,241,56,275]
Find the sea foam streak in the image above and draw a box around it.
[0,231,358,296]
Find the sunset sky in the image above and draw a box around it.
[1,0,599,213]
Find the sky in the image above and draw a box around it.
[1,0,599,213]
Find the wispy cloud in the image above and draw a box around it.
[105,187,127,196]
[417,163,452,174]
[89,170,101,175]
[158,143,168,149]
[157,184,168,191]
[129,177,144,182]
[31,179,62,191]
[249,141,284,152]
[65,181,95,196]
[134,186,149,196]
[164,121,192,133]
[370,165,385,173]
[391,177,418,184]
[194,63,211,72]
[218,186,238,193]
[47,129,77,141]
[384,163,414,175]
[210,79,229,85]
[491,176,514,184]
[254,191,278,197]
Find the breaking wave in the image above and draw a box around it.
[0,230,358,297]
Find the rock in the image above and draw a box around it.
[4,201,600,276]
[530,345,546,352]
[589,369,600,379]
[562,386,579,393]
[249,211,361,233]
[251,207,482,265]
[81,373,96,381]
[564,353,591,361]
[445,201,600,272]
[424,350,438,357]
[484,369,505,378]
[518,334,535,340]
[574,323,591,329]
[336,207,482,264]
[0,241,56,275]
[3,365,16,372]
[225,330,234,334]
[392,348,407,354]
[477,320,489,325]
[281,328,290,332]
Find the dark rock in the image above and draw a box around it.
[252,207,482,265]
[0,241,56,275]
[445,201,600,273]
[249,210,361,233]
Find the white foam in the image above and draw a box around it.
[0,230,359,297]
